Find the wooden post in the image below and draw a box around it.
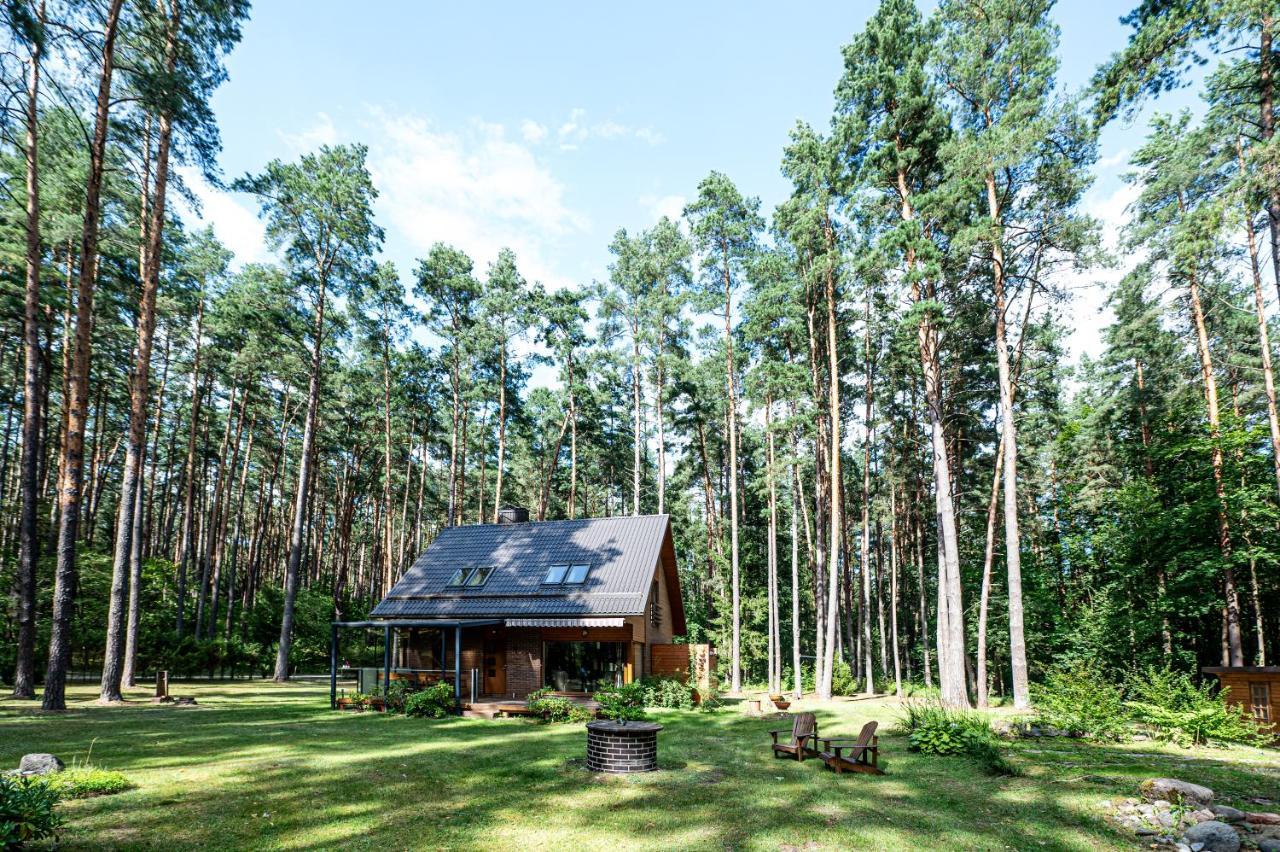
[382,624,391,701]
[155,670,168,699]
[454,625,462,706]
[329,623,338,709]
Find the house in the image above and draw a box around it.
[1202,666,1279,737]
[331,509,691,706]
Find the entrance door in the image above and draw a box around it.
[483,639,506,696]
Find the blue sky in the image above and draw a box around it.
[184,0,1201,369]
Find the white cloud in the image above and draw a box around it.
[1096,149,1132,172]
[549,107,663,149]
[520,120,548,143]
[1059,181,1141,367]
[278,112,339,153]
[640,193,687,225]
[175,166,270,267]
[368,109,586,291]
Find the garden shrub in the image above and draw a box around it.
[899,701,1014,776]
[378,681,414,713]
[0,774,62,850]
[404,682,455,718]
[1126,666,1272,747]
[1032,663,1129,741]
[527,695,594,724]
[594,682,648,722]
[44,768,133,799]
[830,659,858,696]
[640,676,696,710]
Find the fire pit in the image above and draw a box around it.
[586,720,663,773]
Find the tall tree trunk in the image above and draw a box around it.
[382,338,393,594]
[897,164,963,706]
[42,0,125,711]
[175,296,206,637]
[1187,263,1244,665]
[274,272,329,682]
[493,344,507,521]
[13,0,45,700]
[1259,14,1280,301]
[790,469,802,699]
[819,221,842,700]
[101,36,175,697]
[860,289,875,696]
[721,241,743,694]
[986,173,1029,709]
[632,326,642,516]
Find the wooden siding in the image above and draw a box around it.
[1205,669,1280,739]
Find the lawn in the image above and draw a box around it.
[1,682,1278,850]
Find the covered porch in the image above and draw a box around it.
[328,618,501,709]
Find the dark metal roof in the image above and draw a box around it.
[371,515,673,619]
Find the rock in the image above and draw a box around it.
[1212,806,1246,824]
[17,754,63,776]
[1247,813,1280,826]
[1257,839,1280,852]
[172,696,198,706]
[1191,809,1217,824]
[1142,778,1216,807]
[1182,821,1241,852]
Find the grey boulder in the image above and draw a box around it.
[18,753,64,776]
[1211,805,1246,823]
[1141,778,1215,807]
[1182,821,1240,852]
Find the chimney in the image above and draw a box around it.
[497,506,529,524]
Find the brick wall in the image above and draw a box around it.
[507,632,542,698]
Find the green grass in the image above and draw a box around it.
[1,682,1277,850]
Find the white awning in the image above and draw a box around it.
[504,617,625,628]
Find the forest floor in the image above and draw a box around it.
[1,681,1278,850]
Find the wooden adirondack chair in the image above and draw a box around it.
[818,720,883,775]
[769,712,820,761]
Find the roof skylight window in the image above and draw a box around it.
[543,564,569,584]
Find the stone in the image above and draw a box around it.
[1182,821,1241,852]
[1257,839,1280,852]
[1247,813,1280,826]
[1190,809,1216,824]
[17,753,63,776]
[1142,778,1216,807]
[1212,806,1246,824]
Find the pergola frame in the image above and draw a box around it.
[328,618,502,709]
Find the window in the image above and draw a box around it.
[651,578,661,627]
[448,566,494,588]
[543,563,590,585]
[543,641,627,692]
[1251,682,1272,723]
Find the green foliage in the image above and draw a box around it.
[1032,664,1130,741]
[0,775,62,850]
[377,681,414,714]
[639,676,696,710]
[403,683,455,719]
[527,695,595,724]
[43,768,133,799]
[899,701,1014,776]
[829,659,857,696]
[593,682,648,722]
[1126,667,1273,747]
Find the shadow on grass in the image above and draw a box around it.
[1,683,1277,850]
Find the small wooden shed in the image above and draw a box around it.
[1202,666,1279,730]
